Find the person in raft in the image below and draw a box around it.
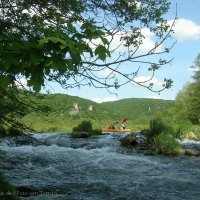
[120,118,127,130]
[120,123,125,130]
[108,122,119,129]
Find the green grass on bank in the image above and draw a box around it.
[143,117,200,155]
[22,116,149,133]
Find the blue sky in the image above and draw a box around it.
[46,0,200,103]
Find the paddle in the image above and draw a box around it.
[122,118,127,123]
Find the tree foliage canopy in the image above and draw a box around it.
[0,0,176,132]
[0,0,175,92]
[174,54,200,124]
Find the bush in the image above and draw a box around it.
[0,127,7,137]
[6,128,22,136]
[152,132,181,155]
[72,120,93,133]
[0,127,22,137]
[91,129,101,135]
[0,172,18,200]
[174,121,194,139]
[144,117,182,155]
[149,118,166,136]
[146,117,171,140]
[72,120,102,135]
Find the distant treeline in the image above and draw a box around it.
[22,93,174,132]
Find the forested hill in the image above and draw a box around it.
[23,93,174,132]
[101,98,174,121]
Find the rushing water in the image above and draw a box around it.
[0,133,200,200]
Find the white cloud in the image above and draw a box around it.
[168,19,200,42]
[132,76,161,85]
[89,27,161,55]
[138,36,157,53]
[147,96,161,99]
[132,76,163,89]
[98,68,115,77]
[15,77,27,88]
[138,28,162,53]
[186,66,199,73]
[92,97,118,103]
[107,28,160,54]
[141,28,153,38]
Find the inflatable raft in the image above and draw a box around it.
[101,128,131,133]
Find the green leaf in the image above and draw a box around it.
[100,35,109,45]
[0,75,11,88]
[30,51,43,65]
[39,37,67,47]
[2,53,21,69]
[27,69,44,92]
[51,54,64,70]
[80,21,92,30]
[67,23,77,32]
[94,45,109,61]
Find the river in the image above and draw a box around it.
[0,132,200,200]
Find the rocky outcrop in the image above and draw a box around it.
[184,132,199,140]
[120,134,138,146]
[119,133,154,155]
[71,132,91,138]
[119,133,147,147]
[184,149,200,157]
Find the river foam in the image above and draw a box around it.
[1,133,200,200]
